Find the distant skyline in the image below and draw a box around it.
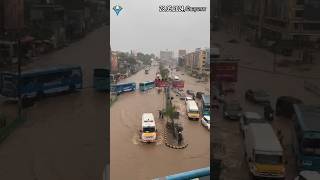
[110,0,210,57]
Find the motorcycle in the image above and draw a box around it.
[265,111,274,121]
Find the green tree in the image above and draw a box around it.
[163,104,177,120]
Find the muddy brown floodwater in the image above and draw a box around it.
[0,26,108,180]
[110,66,210,180]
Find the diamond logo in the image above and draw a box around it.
[113,5,123,16]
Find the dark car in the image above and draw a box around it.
[245,89,270,104]
[223,101,242,120]
[276,96,303,118]
[196,92,204,99]
[186,90,195,99]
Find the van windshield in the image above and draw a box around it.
[302,138,320,156]
[143,127,155,133]
[189,110,199,114]
[255,154,282,165]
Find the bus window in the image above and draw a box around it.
[302,139,320,156]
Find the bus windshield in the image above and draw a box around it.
[143,127,155,133]
[302,138,320,156]
[189,110,199,114]
[255,154,282,165]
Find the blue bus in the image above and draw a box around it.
[139,81,155,91]
[93,68,109,91]
[293,104,320,171]
[111,82,136,95]
[201,94,210,116]
[0,65,82,99]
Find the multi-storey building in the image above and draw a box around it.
[244,0,320,42]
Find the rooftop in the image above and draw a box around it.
[249,123,283,153]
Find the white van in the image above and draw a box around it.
[141,113,157,143]
[244,122,285,179]
[186,100,200,120]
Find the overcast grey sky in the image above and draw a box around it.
[110,0,210,57]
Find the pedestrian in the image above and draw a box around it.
[161,111,164,119]
[158,110,161,119]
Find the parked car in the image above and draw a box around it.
[201,115,210,130]
[223,101,242,120]
[185,96,193,104]
[179,92,186,100]
[186,90,195,99]
[240,112,265,135]
[245,89,270,104]
[294,171,320,180]
[196,92,204,99]
[276,96,303,118]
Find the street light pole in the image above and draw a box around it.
[17,35,22,121]
[273,49,276,73]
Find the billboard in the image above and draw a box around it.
[172,80,184,88]
[4,0,24,30]
[212,61,238,82]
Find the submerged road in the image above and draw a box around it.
[0,26,108,180]
[110,66,210,179]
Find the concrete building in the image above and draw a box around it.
[160,50,173,61]
[196,50,208,72]
[184,52,194,70]
[244,0,320,43]
[178,49,186,58]
[111,51,118,73]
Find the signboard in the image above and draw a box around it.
[212,61,238,82]
[155,79,169,87]
[172,80,184,88]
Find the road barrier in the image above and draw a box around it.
[163,125,188,149]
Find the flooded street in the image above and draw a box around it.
[213,29,320,180]
[110,66,210,179]
[0,26,108,180]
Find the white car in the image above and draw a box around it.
[185,96,193,104]
[295,171,320,180]
[201,115,210,130]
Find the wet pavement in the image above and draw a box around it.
[212,29,320,180]
[110,66,209,179]
[0,26,108,180]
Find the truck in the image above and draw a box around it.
[244,122,285,179]
[292,104,320,171]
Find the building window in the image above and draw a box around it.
[295,10,303,18]
[296,0,304,5]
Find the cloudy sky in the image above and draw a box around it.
[110,0,210,57]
